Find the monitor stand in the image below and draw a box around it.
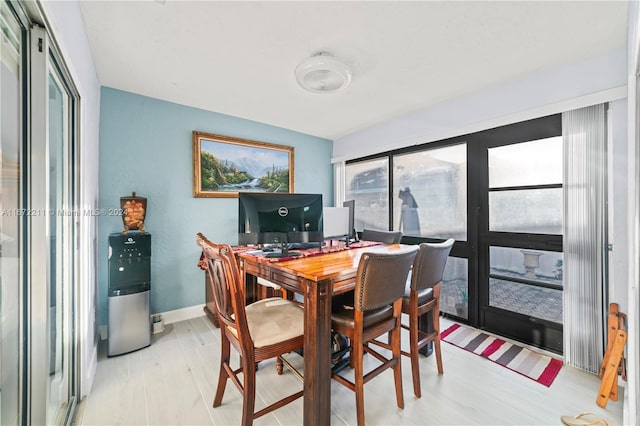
[264,243,302,259]
[339,231,358,247]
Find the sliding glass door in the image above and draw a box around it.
[476,118,564,353]
[1,2,25,423]
[29,25,78,425]
[47,61,76,425]
[0,4,79,421]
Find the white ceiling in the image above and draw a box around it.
[78,1,628,141]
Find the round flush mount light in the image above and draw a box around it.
[295,52,352,94]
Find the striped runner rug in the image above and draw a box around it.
[441,323,563,387]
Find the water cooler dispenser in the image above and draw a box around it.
[108,233,151,356]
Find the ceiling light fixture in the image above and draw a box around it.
[295,52,352,94]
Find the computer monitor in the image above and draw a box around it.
[322,207,350,239]
[238,192,324,256]
[342,199,356,241]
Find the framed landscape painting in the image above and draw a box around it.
[192,131,294,198]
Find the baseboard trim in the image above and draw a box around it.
[158,304,205,325]
[99,325,108,341]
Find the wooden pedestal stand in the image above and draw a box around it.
[596,303,627,408]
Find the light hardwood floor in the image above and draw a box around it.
[77,316,623,425]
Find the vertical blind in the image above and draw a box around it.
[562,104,607,373]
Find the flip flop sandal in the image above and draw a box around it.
[560,412,609,426]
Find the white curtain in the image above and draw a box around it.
[562,104,607,373]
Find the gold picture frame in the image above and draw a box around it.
[192,131,294,198]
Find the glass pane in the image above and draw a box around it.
[0,3,22,424]
[47,70,70,425]
[345,159,389,232]
[489,246,563,323]
[489,246,563,285]
[440,257,468,320]
[393,144,467,239]
[489,136,562,188]
[489,188,562,234]
[489,279,563,323]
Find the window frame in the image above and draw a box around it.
[343,114,564,353]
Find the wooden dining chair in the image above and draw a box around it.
[330,246,418,426]
[361,228,403,244]
[196,233,304,426]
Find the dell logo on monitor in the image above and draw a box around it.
[278,206,289,217]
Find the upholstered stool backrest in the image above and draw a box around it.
[411,239,454,292]
[355,247,417,311]
[361,228,403,244]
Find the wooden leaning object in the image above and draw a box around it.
[596,303,627,408]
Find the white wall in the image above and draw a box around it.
[39,0,101,398]
[333,47,626,161]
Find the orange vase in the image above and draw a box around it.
[120,192,147,234]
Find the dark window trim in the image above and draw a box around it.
[488,273,563,291]
[489,183,563,192]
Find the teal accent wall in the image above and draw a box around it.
[98,87,333,325]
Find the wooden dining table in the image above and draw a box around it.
[235,242,412,426]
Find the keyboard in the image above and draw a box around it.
[287,242,324,250]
